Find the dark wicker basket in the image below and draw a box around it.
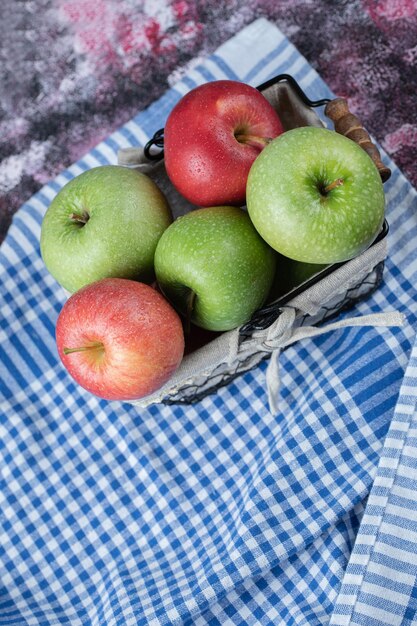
[117,74,390,406]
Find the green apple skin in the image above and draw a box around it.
[246,127,385,264]
[267,255,328,302]
[40,165,172,293]
[154,206,277,332]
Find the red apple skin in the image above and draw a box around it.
[56,278,184,401]
[164,80,284,207]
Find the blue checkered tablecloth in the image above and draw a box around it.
[1,18,417,626]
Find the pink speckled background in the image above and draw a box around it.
[1,0,416,242]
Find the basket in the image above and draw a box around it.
[117,74,391,407]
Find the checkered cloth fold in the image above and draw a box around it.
[0,18,416,626]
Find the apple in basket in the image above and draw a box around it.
[154,205,277,332]
[246,126,386,264]
[55,278,185,401]
[163,79,284,207]
[41,165,172,293]
[268,256,328,301]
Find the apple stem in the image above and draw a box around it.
[185,290,196,336]
[323,178,344,193]
[69,210,90,225]
[63,341,104,355]
[234,134,272,149]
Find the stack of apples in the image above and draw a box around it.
[40,80,386,402]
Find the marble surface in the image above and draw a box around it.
[1,0,416,242]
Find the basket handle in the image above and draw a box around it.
[324,98,391,182]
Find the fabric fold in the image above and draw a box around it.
[330,333,417,626]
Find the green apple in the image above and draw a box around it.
[246,126,385,264]
[267,255,328,301]
[154,206,276,332]
[40,165,172,292]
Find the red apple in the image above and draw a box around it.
[56,278,184,401]
[163,80,284,207]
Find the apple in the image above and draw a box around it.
[246,126,385,264]
[41,165,172,293]
[163,80,284,207]
[267,255,328,301]
[154,206,277,332]
[55,278,184,401]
